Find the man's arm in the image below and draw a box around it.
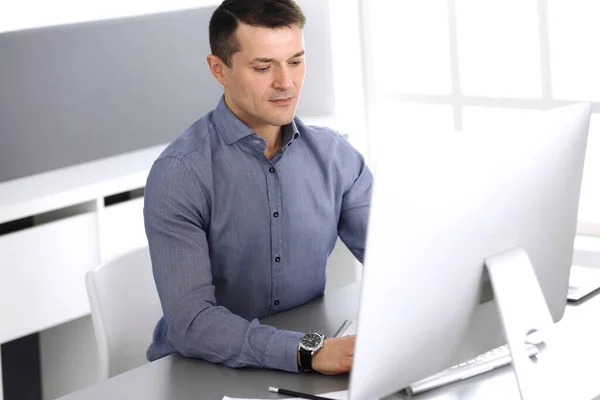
[144,156,302,372]
[337,149,373,264]
[299,139,372,376]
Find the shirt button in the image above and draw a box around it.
[273,211,279,218]
[274,299,280,306]
[275,256,281,263]
[269,167,275,173]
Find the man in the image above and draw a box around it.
[144,0,372,375]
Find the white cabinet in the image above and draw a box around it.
[0,144,166,400]
[0,212,99,344]
[99,197,146,263]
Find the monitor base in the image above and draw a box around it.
[486,247,572,399]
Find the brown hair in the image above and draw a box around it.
[209,0,306,67]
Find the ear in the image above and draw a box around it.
[206,54,228,86]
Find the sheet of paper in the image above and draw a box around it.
[570,265,600,287]
[569,265,600,300]
[223,389,348,400]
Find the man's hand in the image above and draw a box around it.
[311,335,356,375]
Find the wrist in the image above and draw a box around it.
[298,332,326,372]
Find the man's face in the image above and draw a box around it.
[222,23,306,129]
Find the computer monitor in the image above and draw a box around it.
[349,103,592,400]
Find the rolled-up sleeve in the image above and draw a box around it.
[144,156,303,372]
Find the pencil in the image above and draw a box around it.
[268,386,336,400]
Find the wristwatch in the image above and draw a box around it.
[298,332,326,372]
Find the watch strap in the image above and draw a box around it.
[299,347,313,371]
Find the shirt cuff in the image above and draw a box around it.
[265,329,304,372]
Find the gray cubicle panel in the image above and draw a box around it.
[0,0,334,182]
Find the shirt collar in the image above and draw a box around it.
[212,96,300,145]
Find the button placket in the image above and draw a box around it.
[266,162,284,313]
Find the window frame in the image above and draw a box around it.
[359,0,600,236]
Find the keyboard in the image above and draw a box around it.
[405,344,539,396]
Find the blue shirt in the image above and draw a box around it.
[144,97,372,372]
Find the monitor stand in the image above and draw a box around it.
[485,247,572,399]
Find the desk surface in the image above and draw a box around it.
[57,283,600,400]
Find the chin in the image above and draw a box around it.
[264,113,295,127]
[272,116,295,126]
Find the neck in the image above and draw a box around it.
[259,125,283,159]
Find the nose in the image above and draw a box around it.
[273,66,293,91]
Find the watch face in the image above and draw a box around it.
[301,332,323,350]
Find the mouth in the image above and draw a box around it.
[269,97,294,106]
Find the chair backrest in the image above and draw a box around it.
[85,246,163,380]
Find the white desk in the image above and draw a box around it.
[55,283,600,400]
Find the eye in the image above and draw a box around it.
[290,58,304,66]
[254,66,270,72]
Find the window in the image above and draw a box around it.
[361,0,600,234]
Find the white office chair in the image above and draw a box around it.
[85,246,163,380]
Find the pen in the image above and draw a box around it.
[333,319,353,338]
[268,386,335,400]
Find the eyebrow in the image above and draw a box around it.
[249,51,305,64]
